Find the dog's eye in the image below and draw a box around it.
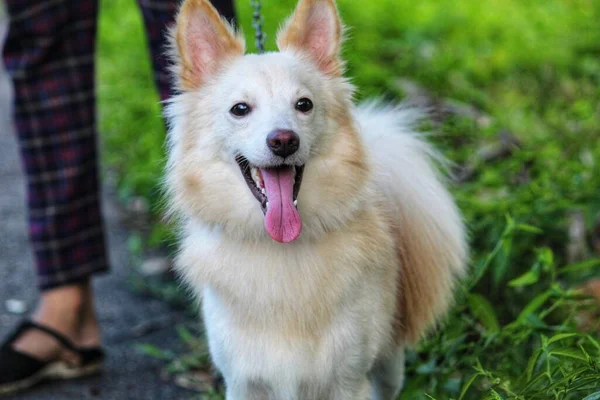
[230,103,251,117]
[295,98,313,113]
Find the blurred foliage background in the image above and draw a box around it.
[97,0,600,398]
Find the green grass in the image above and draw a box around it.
[98,0,600,398]
[97,0,166,213]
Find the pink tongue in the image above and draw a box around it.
[261,167,302,243]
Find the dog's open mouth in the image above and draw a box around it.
[236,155,305,243]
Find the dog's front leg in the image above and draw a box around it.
[225,379,271,400]
[226,379,303,400]
[369,347,406,400]
[326,376,371,400]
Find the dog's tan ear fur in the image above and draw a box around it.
[173,0,245,90]
[277,0,344,76]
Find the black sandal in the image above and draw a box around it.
[0,320,104,396]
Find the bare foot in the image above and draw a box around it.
[12,281,102,362]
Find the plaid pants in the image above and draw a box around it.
[3,0,235,290]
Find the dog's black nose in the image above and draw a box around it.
[266,130,300,158]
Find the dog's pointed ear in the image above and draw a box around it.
[276,0,344,76]
[173,0,245,90]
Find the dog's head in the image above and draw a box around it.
[166,0,369,243]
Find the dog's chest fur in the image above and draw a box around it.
[177,206,399,388]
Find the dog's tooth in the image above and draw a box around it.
[251,167,260,184]
[266,201,269,209]
[261,188,266,195]
[294,200,298,207]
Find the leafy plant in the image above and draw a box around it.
[401,220,600,399]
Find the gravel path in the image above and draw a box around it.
[0,20,195,400]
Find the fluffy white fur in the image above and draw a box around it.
[165,0,468,399]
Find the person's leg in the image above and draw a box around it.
[2,0,105,359]
[136,0,236,101]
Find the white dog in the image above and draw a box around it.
[164,0,468,398]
